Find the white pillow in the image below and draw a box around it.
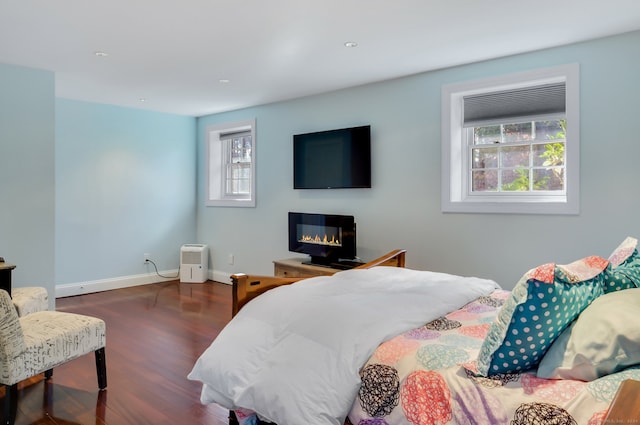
[537,287,640,381]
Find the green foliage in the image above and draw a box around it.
[501,167,551,191]
[540,143,564,167]
[501,167,529,191]
[539,119,565,188]
[541,119,566,167]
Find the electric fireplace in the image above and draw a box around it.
[288,212,357,267]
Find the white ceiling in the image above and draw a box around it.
[2,0,640,117]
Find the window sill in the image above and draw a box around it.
[441,199,578,215]
[205,198,255,208]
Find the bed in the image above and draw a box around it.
[189,240,640,424]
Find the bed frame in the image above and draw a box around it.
[227,249,406,425]
[230,249,406,317]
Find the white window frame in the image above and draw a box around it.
[206,119,256,207]
[441,64,580,214]
[222,130,252,198]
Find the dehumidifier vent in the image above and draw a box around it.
[182,251,202,265]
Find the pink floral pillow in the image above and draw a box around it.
[604,237,640,293]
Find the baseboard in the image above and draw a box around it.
[56,268,232,298]
[212,269,233,285]
[55,269,180,298]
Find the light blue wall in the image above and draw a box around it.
[1,63,197,301]
[55,99,197,284]
[0,63,55,298]
[197,31,640,289]
[3,31,638,297]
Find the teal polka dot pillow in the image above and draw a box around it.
[475,256,608,376]
[604,237,640,293]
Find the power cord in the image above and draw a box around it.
[145,258,180,279]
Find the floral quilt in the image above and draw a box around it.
[348,289,640,425]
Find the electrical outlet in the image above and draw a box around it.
[144,253,150,264]
[228,254,234,265]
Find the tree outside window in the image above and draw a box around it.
[471,120,565,193]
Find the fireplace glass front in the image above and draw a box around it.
[288,212,356,266]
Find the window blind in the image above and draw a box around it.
[220,130,252,140]
[463,82,565,128]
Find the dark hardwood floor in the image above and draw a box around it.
[0,280,235,425]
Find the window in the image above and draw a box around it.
[441,64,579,214]
[223,130,252,196]
[206,119,256,207]
[470,119,565,193]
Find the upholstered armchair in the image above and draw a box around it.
[11,287,48,316]
[0,289,106,425]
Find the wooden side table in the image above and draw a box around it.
[273,258,342,278]
[0,262,16,296]
[604,379,640,421]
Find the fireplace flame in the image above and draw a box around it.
[299,233,341,246]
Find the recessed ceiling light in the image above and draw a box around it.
[219,79,230,84]
[344,41,358,48]
[94,51,109,57]
[139,98,146,103]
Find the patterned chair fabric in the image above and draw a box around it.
[0,291,26,363]
[11,286,49,316]
[0,289,106,424]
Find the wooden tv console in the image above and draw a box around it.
[273,258,354,278]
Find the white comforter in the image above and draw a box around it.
[188,266,499,425]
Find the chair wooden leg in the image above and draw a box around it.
[229,410,239,425]
[95,347,107,389]
[43,380,54,414]
[44,369,53,379]
[2,384,18,425]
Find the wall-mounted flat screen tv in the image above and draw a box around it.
[293,125,371,189]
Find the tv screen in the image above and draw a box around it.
[293,125,371,189]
